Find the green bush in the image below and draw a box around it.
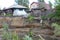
[52,23,60,36]
[28,15,34,22]
[2,23,20,40]
[28,28,33,37]
[5,13,12,16]
[12,31,20,40]
[23,35,33,40]
[2,23,11,40]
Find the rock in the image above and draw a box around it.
[0,17,40,28]
[0,17,25,28]
[10,17,25,27]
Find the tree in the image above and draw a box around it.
[48,0,60,18]
[38,0,44,2]
[18,0,29,7]
[15,0,18,4]
[47,0,60,24]
[49,1,52,9]
[55,0,60,4]
[54,0,60,19]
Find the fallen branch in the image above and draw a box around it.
[38,34,45,40]
[33,34,45,40]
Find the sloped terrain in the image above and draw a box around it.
[0,17,60,40]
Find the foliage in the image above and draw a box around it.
[23,35,33,40]
[52,23,60,36]
[53,0,60,19]
[23,28,33,40]
[5,13,12,16]
[55,0,60,5]
[0,13,12,16]
[2,23,20,40]
[41,16,47,20]
[55,4,60,19]
[47,0,60,21]
[49,1,52,9]
[2,23,11,40]
[47,9,60,20]
[18,0,29,8]
[28,15,34,23]
[38,0,44,2]
[2,23,9,31]
[28,28,33,37]
[12,31,19,40]
[3,32,12,40]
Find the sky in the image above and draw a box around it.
[0,0,55,10]
[0,0,15,10]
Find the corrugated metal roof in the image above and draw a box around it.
[4,4,27,10]
[10,4,27,8]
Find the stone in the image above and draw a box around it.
[10,17,25,27]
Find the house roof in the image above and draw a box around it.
[9,4,27,8]
[39,2,50,10]
[31,2,40,5]
[4,4,27,10]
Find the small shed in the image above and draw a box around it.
[2,4,28,17]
